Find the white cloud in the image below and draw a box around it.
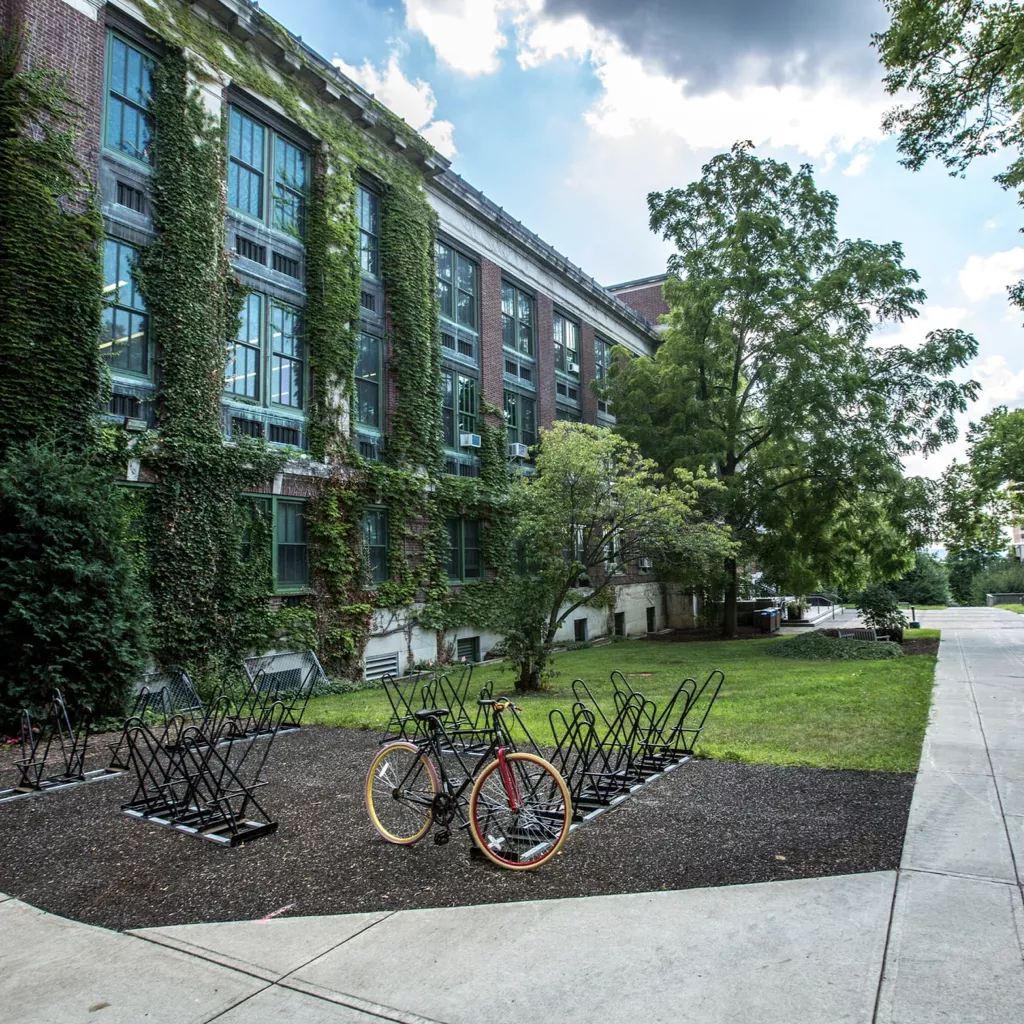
[972,354,1024,407]
[332,53,457,157]
[958,247,1024,303]
[984,218,998,229]
[871,305,969,350]
[843,153,871,177]
[404,0,520,76]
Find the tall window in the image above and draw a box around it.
[276,500,308,588]
[595,337,612,414]
[504,391,537,449]
[270,302,303,408]
[442,369,478,446]
[227,293,263,400]
[363,508,388,584]
[447,518,482,581]
[436,241,477,330]
[102,239,149,377]
[105,34,153,164]
[502,282,533,357]
[273,135,307,236]
[228,107,308,236]
[356,332,383,429]
[553,313,579,375]
[358,185,380,278]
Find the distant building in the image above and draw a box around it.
[607,274,669,331]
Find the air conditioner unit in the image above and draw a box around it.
[460,432,482,448]
[567,361,580,374]
[638,557,653,571]
[508,442,529,458]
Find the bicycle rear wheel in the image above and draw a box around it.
[468,752,572,870]
[366,742,439,844]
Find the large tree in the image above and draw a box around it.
[492,423,729,691]
[606,143,978,635]
[876,1,1024,311]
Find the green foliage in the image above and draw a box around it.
[893,552,950,606]
[608,142,978,632]
[0,27,104,455]
[877,2,1024,309]
[969,558,1024,605]
[859,583,909,642]
[0,445,148,729]
[138,50,284,677]
[483,423,729,690]
[766,631,903,661]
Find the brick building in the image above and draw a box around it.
[6,0,691,677]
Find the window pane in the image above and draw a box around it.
[522,398,536,446]
[456,290,475,329]
[107,37,153,163]
[356,334,380,426]
[102,239,149,376]
[357,333,379,381]
[436,243,453,282]
[356,380,378,427]
[437,279,453,319]
[456,256,475,294]
[502,313,515,349]
[360,231,379,276]
[446,518,460,579]
[518,293,532,325]
[277,502,308,587]
[501,283,514,317]
[518,320,532,356]
[463,520,481,579]
[458,376,476,434]
[442,369,454,446]
[111,37,127,95]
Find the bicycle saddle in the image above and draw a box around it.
[414,708,450,720]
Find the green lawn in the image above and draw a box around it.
[993,604,1024,614]
[306,634,939,774]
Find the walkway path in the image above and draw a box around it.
[2,608,1022,1023]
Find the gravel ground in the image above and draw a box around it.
[0,726,914,931]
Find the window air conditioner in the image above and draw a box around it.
[508,442,529,458]
[638,557,653,571]
[567,361,580,374]
[460,432,482,448]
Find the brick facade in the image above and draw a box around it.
[609,278,668,324]
[478,256,504,411]
[534,294,556,430]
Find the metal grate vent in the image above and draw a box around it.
[268,423,300,446]
[235,236,266,264]
[273,251,300,279]
[115,180,146,213]
[231,416,264,439]
[365,651,400,681]
[109,393,141,418]
[361,290,377,312]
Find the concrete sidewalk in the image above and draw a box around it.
[2,608,1023,1023]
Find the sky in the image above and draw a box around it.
[259,0,1024,479]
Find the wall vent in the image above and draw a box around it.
[273,251,301,279]
[235,236,266,264]
[365,651,400,681]
[115,180,146,214]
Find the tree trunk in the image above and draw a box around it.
[516,660,542,692]
[722,557,738,638]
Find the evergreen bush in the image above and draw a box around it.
[0,445,148,730]
[859,583,908,642]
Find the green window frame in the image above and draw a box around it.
[101,238,150,378]
[436,241,478,331]
[356,331,383,430]
[447,518,482,582]
[556,405,582,423]
[504,390,537,448]
[502,282,534,357]
[270,301,303,408]
[442,368,478,447]
[228,106,308,237]
[276,499,308,589]
[105,33,154,165]
[358,185,380,278]
[553,312,579,375]
[595,337,612,413]
[241,496,308,592]
[362,507,388,585]
[225,295,305,411]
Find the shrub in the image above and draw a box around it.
[0,445,148,730]
[969,558,1024,605]
[893,552,949,606]
[859,583,908,642]
[766,630,902,661]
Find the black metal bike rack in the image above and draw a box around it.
[120,696,284,846]
[1,689,121,803]
[235,650,326,737]
[109,669,205,770]
[548,669,724,823]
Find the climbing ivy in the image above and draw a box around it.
[0,27,104,455]
[137,50,284,677]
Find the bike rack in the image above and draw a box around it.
[120,696,284,846]
[549,669,725,824]
[109,669,205,770]
[1,690,121,803]
[235,650,326,737]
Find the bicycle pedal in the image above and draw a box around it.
[434,829,450,846]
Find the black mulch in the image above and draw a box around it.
[0,726,915,932]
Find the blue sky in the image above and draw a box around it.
[260,0,1024,478]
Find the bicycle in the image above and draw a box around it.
[365,698,572,870]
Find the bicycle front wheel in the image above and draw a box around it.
[468,752,572,870]
[366,742,439,845]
